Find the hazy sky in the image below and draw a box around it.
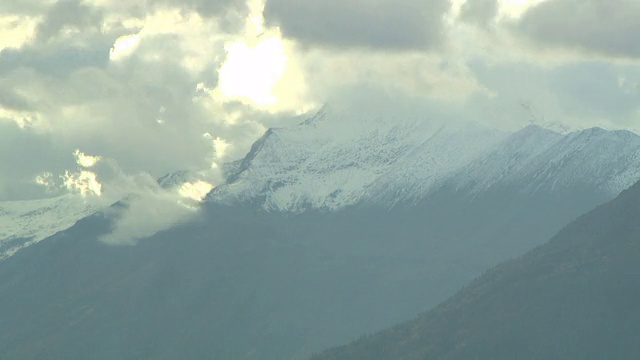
[1,0,640,202]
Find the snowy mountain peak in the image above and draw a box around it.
[453,125,640,196]
[300,104,329,126]
[0,195,98,260]
[514,123,561,139]
[208,109,507,211]
[157,171,194,189]
[208,110,640,213]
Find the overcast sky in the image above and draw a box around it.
[1,0,640,202]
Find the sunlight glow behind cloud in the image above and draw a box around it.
[498,0,550,19]
[217,36,287,106]
[73,149,102,168]
[62,170,102,197]
[4,0,640,204]
[179,180,214,202]
[109,32,142,61]
[0,15,38,50]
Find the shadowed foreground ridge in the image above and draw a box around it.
[313,180,640,360]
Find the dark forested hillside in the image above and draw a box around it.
[313,180,640,360]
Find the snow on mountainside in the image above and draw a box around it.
[208,108,640,212]
[521,127,640,194]
[0,195,97,260]
[208,108,508,211]
[0,171,214,260]
[452,125,640,196]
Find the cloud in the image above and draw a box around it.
[297,47,487,103]
[0,14,38,50]
[145,0,247,19]
[109,32,141,61]
[35,0,104,44]
[2,0,640,206]
[207,0,315,113]
[99,188,202,246]
[35,172,56,192]
[459,0,499,25]
[515,0,640,58]
[96,172,216,245]
[216,36,287,106]
[61,170,102,196]
[263,0,451,50]
[33,149,104,197]
[74,149,102,168]
[35,149,218,245]
[178,180,214,202]
[0,87,33,111]
[464,59,640,132]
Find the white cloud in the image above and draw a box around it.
[36,148,219,245]
[498,0,551,20]
[61,170,102,197]
[204,133,232,164]
[216,36,287,106]
[73,149,102,168]
[211,0,315,113]
[35,172,56,192]
[4,0,640,203]
[0,107,39,129]
[179,180,214,202]
[98,174,215,245]
[99,188,197,245]
[0,15,38,50]
[109,32,141,61]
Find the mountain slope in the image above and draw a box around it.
[209,108,507,211]
[0,195,97,260]
[209,108,640,211]
[313,180,640,360]
[2,114,640,360]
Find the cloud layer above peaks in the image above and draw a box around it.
[0,0,640,203]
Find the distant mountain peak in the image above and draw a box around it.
[517,123,561,136]
[0,195,98,260]
[300,104,329,126]
[207,115,640,212]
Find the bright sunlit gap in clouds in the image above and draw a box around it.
[498,0,551,19]
[109,32,141,61]
[213,0,315,113]
[217,36,287,106]
[450,0,550,20]
[73,149,102,168]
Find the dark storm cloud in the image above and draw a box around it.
[516,0,640,58]
[459,0,499,26]
[263,0,451,50]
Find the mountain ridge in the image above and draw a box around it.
[208,110,640,211]
[312,180,640,360]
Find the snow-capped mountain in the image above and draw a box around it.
[0,195,97,260]
[5,109,640,360]
[208,108,508,211]
[208,108,640,212]
[450,125,640,196]
[0,172,210,261]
